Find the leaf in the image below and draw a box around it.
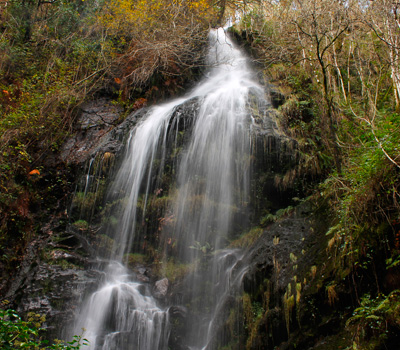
[365,315,381,320]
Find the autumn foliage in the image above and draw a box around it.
[0,0,217,287]
[97,0,215,99]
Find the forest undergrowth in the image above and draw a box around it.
[231,1,400,348]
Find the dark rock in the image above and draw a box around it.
[136,272,150,283]
[14,261,103,340]
[78,99,122,129]
[7,83,304,350]
[168,305,188,319]
[168,306,190,350]
[61,98,125,164]
[48,249,86,266]
[269,85,286,108]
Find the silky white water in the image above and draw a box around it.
[72,28,266,350]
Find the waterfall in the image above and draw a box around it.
[71,27,266,350]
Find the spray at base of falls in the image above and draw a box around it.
[71,27,267,350]
[75,262,169,349]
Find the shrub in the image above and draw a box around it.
[0,308,88,349]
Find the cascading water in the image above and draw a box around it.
[71,27,267,350]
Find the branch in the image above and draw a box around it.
[365,21,400,51]
[38,0,57,6]
[292,20,313,39]
[74,67,108,86]
[320,24,349,59]
[370,126,400,169]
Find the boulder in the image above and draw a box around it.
[153,278,169,299]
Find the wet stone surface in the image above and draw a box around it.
[61,98,125,164]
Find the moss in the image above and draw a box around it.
[260,205,295,227]
[41,278,54,294]
[101,152,115,175]
[229,227,263,248]
[101,215,119,229]
[156,258,194,283]
[148,195,172,215]
[95,234,115,256]
[46,255,83,271]
[72,220,89,231]
[100,198,128,222]
[241,293,266,350]
[124,253,147,268]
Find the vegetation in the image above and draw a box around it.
[157,258,194,283]
[227,0,400,347]
[346,291,400,349]
[0,308,88,349]
[229,227,263,248]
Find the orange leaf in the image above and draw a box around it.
[29,169,40,175]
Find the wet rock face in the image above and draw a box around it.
[199,203,317,350]
[246,202,315,289]
[9,248,104,341]
[61,98,125,164]
[16,264,89,339]
[61,96,201,168]
[250,105,300,222]
[168,306,190,350]
[1,213,106,341]
[207,202,336,350]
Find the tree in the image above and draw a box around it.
[290,0,357,174]
[363,0,400,109]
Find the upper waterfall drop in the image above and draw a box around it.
[171,28,263,262]
[71,27,267,350]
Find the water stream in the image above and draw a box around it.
[72,27,267,350]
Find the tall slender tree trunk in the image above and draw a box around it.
[333,41,347,102]
[317,41,342,174]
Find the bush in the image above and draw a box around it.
[0,308,88,349]
[346,291,400,349]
